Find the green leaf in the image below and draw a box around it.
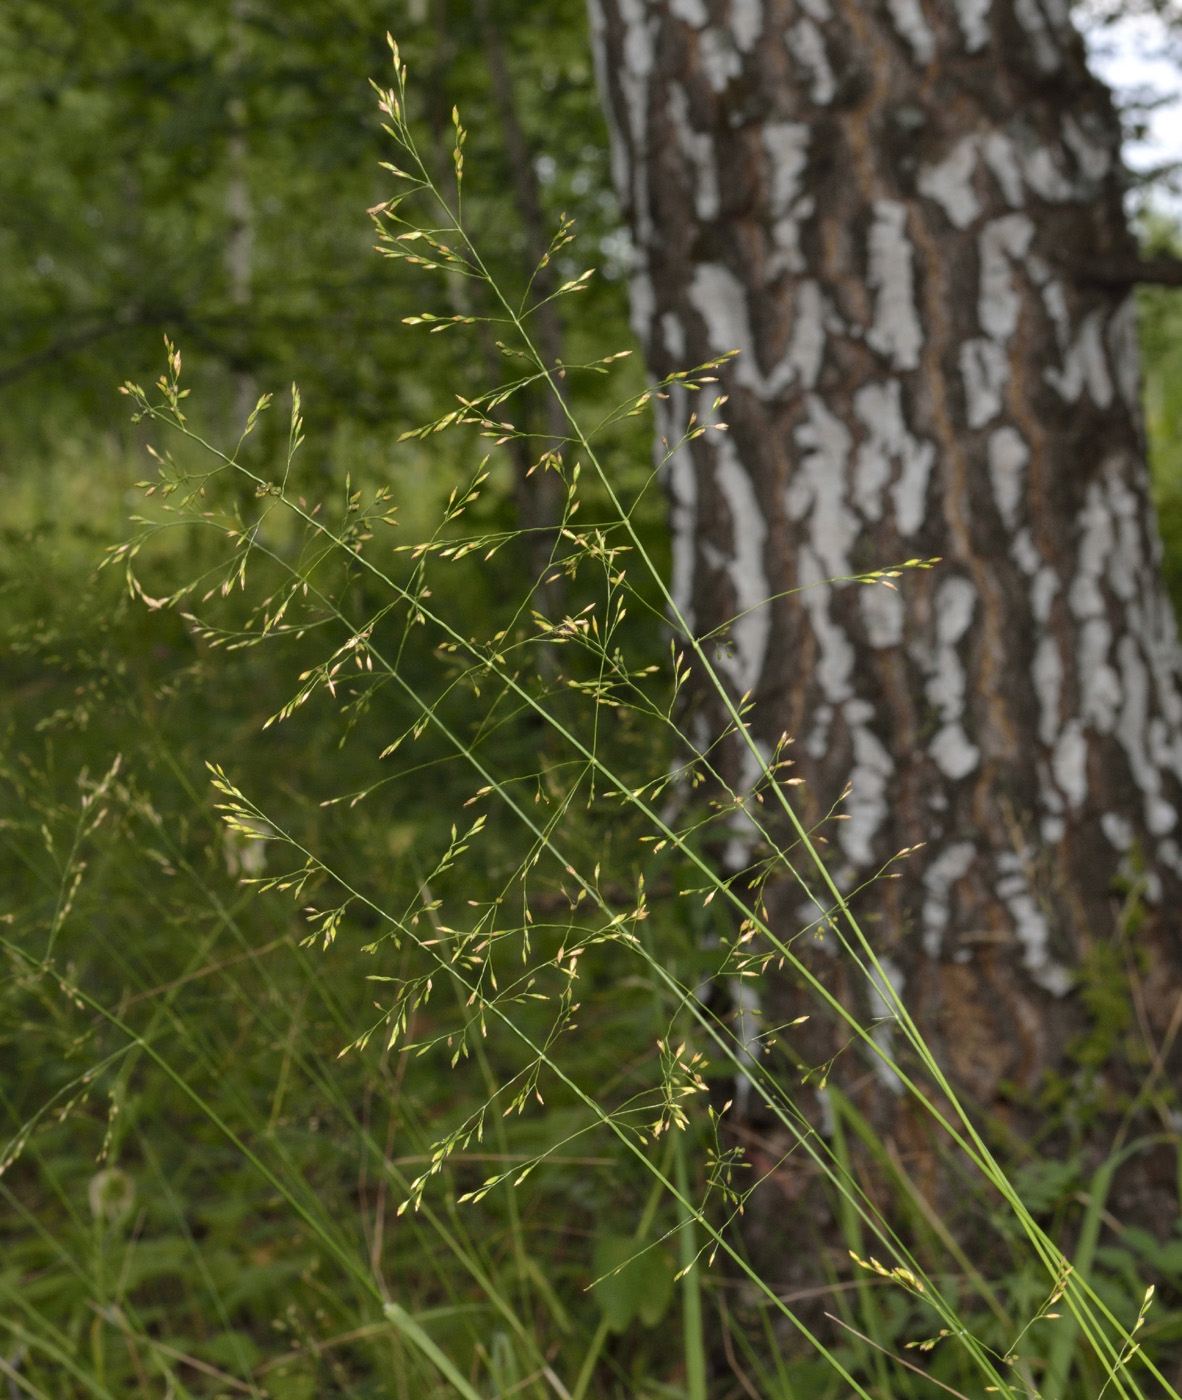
[591,1234,677,1333]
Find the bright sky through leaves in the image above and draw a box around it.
[1084,6,1182,209]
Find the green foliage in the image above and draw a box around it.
[6,13,1182,1400]
[592,1236,678,1334]
[1068,942,1137,1074]
[0,0,620,457]
[1139,215,1182,614]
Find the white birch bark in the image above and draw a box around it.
[588,0,1182,1102]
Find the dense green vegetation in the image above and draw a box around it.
[0,10,704,1395]
[6,6,1182,1398]
[1140,219,1182,615]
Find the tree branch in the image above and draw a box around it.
[1069,254,1182,289]
[0,317,136,389]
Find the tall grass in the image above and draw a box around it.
[3,38,1180,1400]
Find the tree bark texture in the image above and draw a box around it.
[587,0,1182,1123]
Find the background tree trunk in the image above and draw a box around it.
[588,0,1182,1172]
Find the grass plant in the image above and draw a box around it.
[4,38,1182,1400]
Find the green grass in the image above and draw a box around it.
[4,43,1182,1400]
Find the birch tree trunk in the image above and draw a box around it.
[587,0,1182,1154]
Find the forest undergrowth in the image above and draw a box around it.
[5,40,1182,1400]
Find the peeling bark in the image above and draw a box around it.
[588,0,1182,1129]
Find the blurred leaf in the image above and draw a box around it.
[1010,1156,1081,1214]
[592,1233,677,1334]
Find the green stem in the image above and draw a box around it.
[674,1132,707,1400]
